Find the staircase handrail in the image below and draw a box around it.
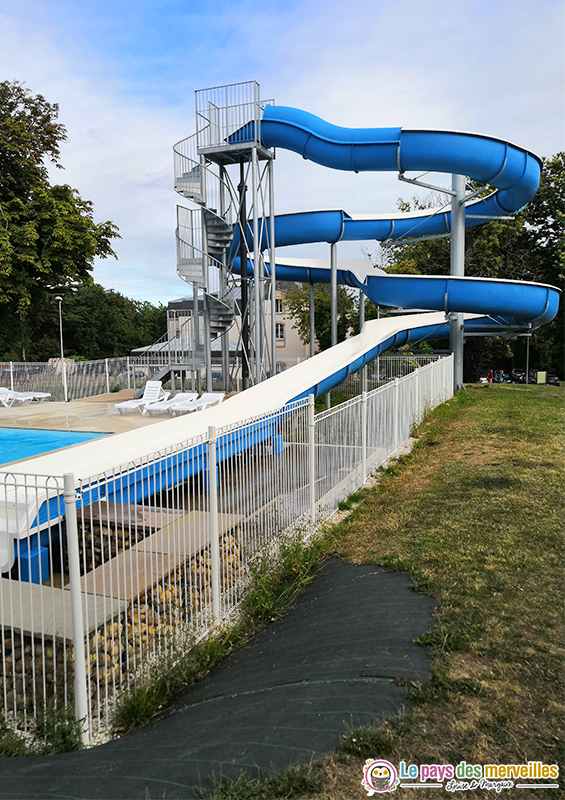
[173,129,235,225]
[175,221,234,312]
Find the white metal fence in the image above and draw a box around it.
[0,353,439,403]
[0,356,453,743]
[333,353,442,396]
[0,358,142,403]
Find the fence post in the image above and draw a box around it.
[443,356,447,401]
[415,367,420,423]
[9,361,13,392]
[105,359,110,395]
[63,473,89,746]
[394,378,399,451]
[126,356,131,391]
[207,426,220,621]
[361,390,367,482]
[308,395,316,525]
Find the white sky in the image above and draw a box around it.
[0,0,563,304]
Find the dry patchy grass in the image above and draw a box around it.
[313,384,564,800]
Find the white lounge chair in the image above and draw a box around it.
[169,392,225,416]
[142,392,198,416]
[0,388,51,407]
[114,381,169,415]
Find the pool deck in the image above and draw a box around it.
[0,390,183,435]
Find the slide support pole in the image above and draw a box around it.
[238,164,249,390]
[331,243,338,347]
[252,148,261,384]
[219,165,231,393]
[450,174,466,391]
[203,296,213,391]
[326,242,338,409]
[309,283,315,359]
[359,288,366,393]
[269,158,277,377]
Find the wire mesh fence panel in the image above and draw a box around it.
[396,375,418,444]
[324,354,440,397]
[0,358,136,402]
[366,384,396,473]
[74,432,214,738]
[313,396,364,521]
[0,473,74,735]
[0,362,63,400]
[215,400,310,615]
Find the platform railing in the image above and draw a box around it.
[0,357,452,742]
[195,81,262,151]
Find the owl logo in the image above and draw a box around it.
[362,759,400,794]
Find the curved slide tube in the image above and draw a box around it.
[227,105,560,329]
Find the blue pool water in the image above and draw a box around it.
[0,428,107,465]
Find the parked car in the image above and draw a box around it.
[510,368,526,383]
[547,374,560,386]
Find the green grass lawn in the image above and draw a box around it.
[316,384,564,799]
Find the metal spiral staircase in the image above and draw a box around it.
[138,82,276,392]
[172,131,237,385]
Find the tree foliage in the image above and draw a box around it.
[0,81,120,317]
[0,80,66,202]
[283,282,355,351]
[0,283,167,362]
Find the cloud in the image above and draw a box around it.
[0,0,563,298]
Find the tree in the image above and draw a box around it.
[0,80,66,203]
[0,284,167,362]
[283,282,355,351]
[0,81,120,343]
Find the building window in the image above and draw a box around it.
[276,322,285,342]
[275,298,284,314]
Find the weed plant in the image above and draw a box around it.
[112,626,247,734]
[0,703,83,756]
[240,532,325,628]
[196,762,325,799]
[111,532,325,736]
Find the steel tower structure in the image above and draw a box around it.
[173,81,276,390]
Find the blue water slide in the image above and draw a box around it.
[226,104,560,329]
[260,105,541,217]
[3,103,561,581]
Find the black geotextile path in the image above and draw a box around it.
[0,559,435,800]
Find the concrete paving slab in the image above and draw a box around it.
[0,581,125,638]
[0,395,169,436]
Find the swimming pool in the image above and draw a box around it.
[0,428,107,466]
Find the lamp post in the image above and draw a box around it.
[55,296,68,402]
